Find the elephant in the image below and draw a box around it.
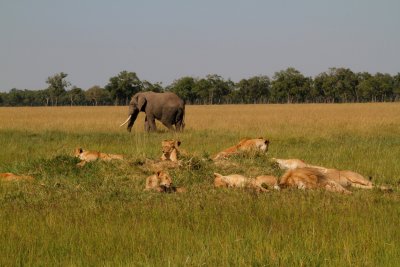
[120,91,185,132]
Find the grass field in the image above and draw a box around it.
[0,103,399,266]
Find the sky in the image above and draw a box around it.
[1,0,399,91]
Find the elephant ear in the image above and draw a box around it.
[137,95,147,111]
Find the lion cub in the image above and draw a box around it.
[144,170,186,193]
[161,139,181,162]
[0,173,34,182]
[74,148,124,167]
[279,168,352,194]
[213,138,269,160]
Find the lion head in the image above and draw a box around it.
[161,139,181,162]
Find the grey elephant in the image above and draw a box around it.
[120,91,185,132]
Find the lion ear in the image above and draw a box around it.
[156,170,163,176]
[176,140,181,147]
[264,140,270,145]
[79,148,83,153]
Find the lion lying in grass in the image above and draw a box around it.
[0,173,34,182]
[213,173,279,192]
[161,139,181,162]
[74,148,124,167]
[213,137,270,160]
[279,167,352,194]
[272,158,389,191]
[271,158,326,171]
[145,170,186,193]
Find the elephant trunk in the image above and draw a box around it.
[126,109,139,132]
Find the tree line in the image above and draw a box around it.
[1,67,399,106]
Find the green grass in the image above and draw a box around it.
[0,104,400,266]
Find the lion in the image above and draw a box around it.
[324,169,391,191]
[144,170,185,193]
[144,170,173,192]
[252,175,280,190]
[161,139,181,162]
[213,137,270,160]
[74,148,124,167]
[213,172,278,192]
[272,158,389,191]
[279,167,352,194]
[0,173,34,182]
[271,158,327,171]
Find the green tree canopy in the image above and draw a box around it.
[46,72,71,106]
[105,71,142,105]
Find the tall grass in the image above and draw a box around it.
[0,103,399,266]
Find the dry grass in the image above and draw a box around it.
[1,103,399,137]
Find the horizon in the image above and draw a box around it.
[1,0,400,91]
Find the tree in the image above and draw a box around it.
[46,72,71,106]
[168,77,198,104]
[393,73,400,101]
[105,71,142,105]
[66,86,86,106]
[271,68,311,103]
[314,68,358,103]
[235,76,270,103]
[142,80,163,93]
[85,86,111,106]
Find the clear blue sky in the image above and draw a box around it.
[1,0,399,91]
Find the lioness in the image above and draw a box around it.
[161,139,181,162]
[144,170,185,193]
[213,138,270,160]
[74,148,124,167]
[253,175,280,190]
[271,158,327,171]
[213,173,277,192]
[0,173,34,182]
[324,169,378,190]
[279,167,352,194]
[145,170,173,192]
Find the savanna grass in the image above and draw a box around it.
[0,103,399,266]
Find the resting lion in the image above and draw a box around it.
[74,148,124,167]
[161,139,181,162]
[0,173,34,182]
[213,172,278,192]
[279,168,352,194]
[144,170,185,193]
[271,158,326,171]
[272,158,389,191]
[213,137,270,160]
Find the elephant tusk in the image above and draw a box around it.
[119,115,132,127]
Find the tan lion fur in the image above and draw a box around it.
[252,175,280,190]
[272,158,389,191]
[272,158,327,171]
[144,170,173,192]
[0,173,34,182]
[144,170,185,193]
[213,172,278,192]
[279,168,352,194]
[74,148,124,167]
[213,137,269,160]
[161,139,181,162]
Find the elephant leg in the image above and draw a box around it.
[162,122,174,131]
[147,114,157,131]
[175,120,184,131]
[144,116,151,132]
